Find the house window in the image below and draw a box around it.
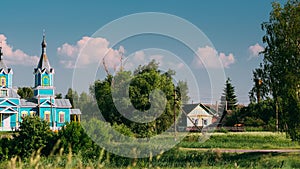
[203,119,208,126]
[0,76,6,87]
[59,112,65,123]
[30,111,36,116]
[0,89,7,97]
[195,119,199,126]
[21,111,28,118]
[44,111,50,122]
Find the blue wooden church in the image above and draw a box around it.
[0,35,81,131]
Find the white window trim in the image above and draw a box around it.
[59,111,65,123]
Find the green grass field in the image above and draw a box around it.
[178,132,300,149]
[1,132,300,169]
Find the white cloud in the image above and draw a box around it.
[193,46,235,68]
[249,43,264,57]
[57,36,123,69]
[0,34,39,66]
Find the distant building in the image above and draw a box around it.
[0,34,81,131]
[179,103,218,131]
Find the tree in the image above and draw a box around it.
[55,93,62,99]
[12,116,54,157]
[92,60,188,137]
[220,78,238,111]
[249,64,270,103]
[256,0,300,140]
[176,80,190,104]
[58,122,98,157]
[65,88,79,108]
[17,87,33,99]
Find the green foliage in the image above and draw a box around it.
[13,116,54,157]
[254,0,300,140]
[64,88,79,108]
[179,132,300,149]
[243,117,265,127]
[226,99,276,130]
[249,65,270,103]
[112,122,135,137]
[17,87,33,99]
[58,122,94,155]
[176,80,190,104]
[55,93,62,99]
[0,138,12,160]
[220,78,238,112]
[92,60,188,138]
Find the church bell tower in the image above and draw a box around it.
[33,33,55,98]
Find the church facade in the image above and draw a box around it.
[0,35,81,131]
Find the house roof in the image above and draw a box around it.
[182,103,199,114]
[200,104,219,117]
[182,103,218,117]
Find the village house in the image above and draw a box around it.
[179,103,218,131]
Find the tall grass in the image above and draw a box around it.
[1,148,300,169]
[1,132,300,168]
[179,132,300,149]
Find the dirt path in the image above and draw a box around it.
[179,147,300,153]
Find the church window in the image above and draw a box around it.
[30,111,36,116]
[21,111,28,118]
[0,89,7,97]
[42,75,50,86]
[0,76,6,87]
[59,112,65,123]
[44,111,50,122]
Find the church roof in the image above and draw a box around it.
[37,53,51,70]
[55,99,72,108]
[20,99,38,107]
[0,46,13,74]
[35,34,53,73]
[70,109,81,115]
[20,98,72,108]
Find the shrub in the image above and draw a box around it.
[12,116,54,157]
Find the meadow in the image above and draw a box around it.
[1,131,299,169]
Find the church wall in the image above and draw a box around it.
[55,108,70,127]
[39,107,55,126]
[8,74,12,88]
[36,89,54,96]
[19,107,37,122]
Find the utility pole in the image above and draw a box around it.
[276,98,279,132]
[173,88,177,141]
[255,78,263,103]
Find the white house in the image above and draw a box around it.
[180,103,218,131]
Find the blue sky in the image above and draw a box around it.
[0,0,286,104]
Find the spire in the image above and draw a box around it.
[0,42,8,69]
[36,31,51,70]
[0,42,3,61]
[41,29,47,53]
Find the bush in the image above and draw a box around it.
[58,122,99,158]
[244,117,265,127]
[12,116,54,157]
